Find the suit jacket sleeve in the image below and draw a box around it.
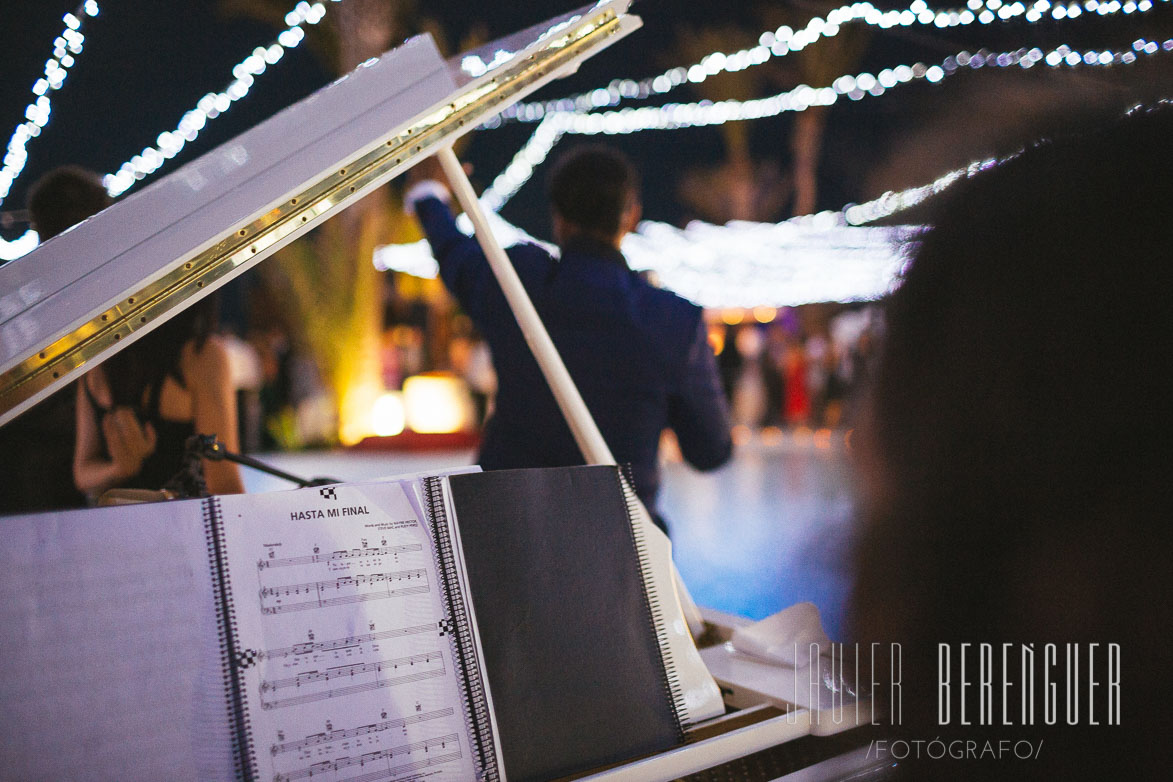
[415,194,491,319]
[668,317,734,471]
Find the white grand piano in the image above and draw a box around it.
[0,4,891,779]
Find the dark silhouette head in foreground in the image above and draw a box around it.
[27,165,112,240]
[850,105,1172,779]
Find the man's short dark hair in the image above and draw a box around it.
[548,145,638,237]
[27,165,112,240]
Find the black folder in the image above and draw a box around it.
[442,466,686,781]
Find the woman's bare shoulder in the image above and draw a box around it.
[181,335,233,383]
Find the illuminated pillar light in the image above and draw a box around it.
[731,425,752,446]
[403,373,473,434]
[761,426,785,446]
[371,392,406,437]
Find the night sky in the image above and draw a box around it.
[2,0,1170,241]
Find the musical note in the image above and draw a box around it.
[263,651,442,692]
[274,734,461,781]
[257,543,422,571]
[261,622,438,660]
[260,652,446,710]
[259,569,429,614]
[269,707,455,755]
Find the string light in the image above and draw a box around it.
[373,205,914,308]
[620,216,914,308]
[102,0,339,197]
[0,229,40,262]
[459,13,584,78]
[374,208,557,278]
[0,2,100,209]
[3,0,1166,267]
[489,0,1166,126]
[482,116,566,212]
[482,37,1173,209]
[844,157,1002,224]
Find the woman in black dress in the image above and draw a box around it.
[73,299,244,499]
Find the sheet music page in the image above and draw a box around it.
[0,500,233,782]
[217,481,484,782]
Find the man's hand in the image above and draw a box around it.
[403,153,472,216]
[101,407,157,480]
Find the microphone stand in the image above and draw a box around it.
[184,434,339,489]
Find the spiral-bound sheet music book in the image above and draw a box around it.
[0,465,717,781]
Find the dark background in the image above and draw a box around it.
[2,0,1170,241]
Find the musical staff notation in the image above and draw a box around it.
[259,569,429,614]
[260,651,445,710]
[270,707,455,756]
[257,544,423,571]
[262,622,438,660]
[274,734,461,782]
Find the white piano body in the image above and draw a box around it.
[0,4,888,779]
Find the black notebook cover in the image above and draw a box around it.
[447,465,684,781]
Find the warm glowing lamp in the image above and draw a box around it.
[753,306,777,323]
[371,391,406,437]
[403,373,473,434]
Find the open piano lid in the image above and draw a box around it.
[0,1,640,427]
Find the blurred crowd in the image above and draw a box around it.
[234,301,878,455]
[712,307,877,431]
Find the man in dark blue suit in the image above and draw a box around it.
[406,145,731,533]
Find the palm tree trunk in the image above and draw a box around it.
[325,0,397,444]
[790,105,827,216]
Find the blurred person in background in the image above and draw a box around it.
[782,335,811,425]
[849,105,1170,780]
[74,300,245,499]
[0,166,110,514]
[406,145,732,534]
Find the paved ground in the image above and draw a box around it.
[243,432,859,639]
[661,433,857,640]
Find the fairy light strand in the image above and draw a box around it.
[4,1,341,260]
[482,36,1173,210]
[488,0,1166,126]
[3,0,1168,261]
[102,0,341,197]
[373,205,916,308]
[843,156,1001,224]
[0,1,101,209]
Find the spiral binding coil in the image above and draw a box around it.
[617,465,688,741]
[422,477,501,782]
[204,495,258,782]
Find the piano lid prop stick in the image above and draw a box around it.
[436,146,707,639]
[436,145,614,467]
